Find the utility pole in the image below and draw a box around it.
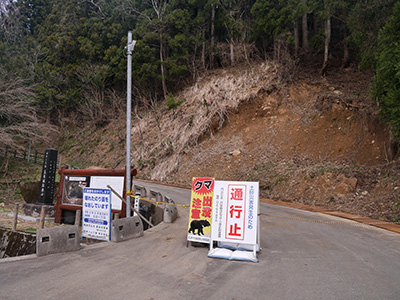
[126,31,136,217]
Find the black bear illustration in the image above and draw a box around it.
[188,219,211,235]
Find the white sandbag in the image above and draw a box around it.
[208,248,258,263]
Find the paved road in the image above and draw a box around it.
[1,180,400,300]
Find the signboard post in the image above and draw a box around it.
[187,177,215,244]
[82,188,112,241]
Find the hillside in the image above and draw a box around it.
[50,61,400,223]
[2,61,400,225]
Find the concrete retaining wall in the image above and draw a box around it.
[0,226,36,259]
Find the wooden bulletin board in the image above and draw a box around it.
[54,166,137,224]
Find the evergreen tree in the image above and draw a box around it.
[348,0,397,69]
[372,1,400,139]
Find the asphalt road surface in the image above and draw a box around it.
[1,180,399,300]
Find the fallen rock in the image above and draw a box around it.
[230,150,241,156]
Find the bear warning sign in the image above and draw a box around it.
[187,177,215,243]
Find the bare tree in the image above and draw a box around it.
[151,0,169,100]
[0,68,56,149]
[0,0,23,44]
[321,4,331,75]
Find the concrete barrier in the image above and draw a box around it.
[131,187,177,225]
[150,190,163,203]
[36,225,81,257]
[133,185,147,197]
[163,195,172,204]
[111,216,143,243]
[163,204,178,223]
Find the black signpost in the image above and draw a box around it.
[38,149,58,205]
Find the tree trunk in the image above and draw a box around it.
[301,0,309,52]
[321,9,331,76]
[159,31,167,99]
[341,31,349,69]
[294,20,299,57]
[230,40,235,66]
[210,3,215,68]
[243,29,249,63]
[273,33,282,61]
[201,28,206,69]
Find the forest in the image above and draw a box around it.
[0,0,399,148]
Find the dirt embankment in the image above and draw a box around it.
[167,66,400,222]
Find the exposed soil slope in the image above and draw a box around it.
[166,65,400,222]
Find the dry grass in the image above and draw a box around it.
[131,61,284,181]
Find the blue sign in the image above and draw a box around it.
[82,187,112,241]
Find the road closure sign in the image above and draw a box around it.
[211,181,259,245]
[82,187,112,241]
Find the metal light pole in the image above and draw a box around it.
[126,31,136,217]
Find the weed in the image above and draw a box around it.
[260,179,272,190]
[166,93,184,110]
[79,145,86,155]
[275,175,289,185]
[165,145,173,156]
[63,139,78,149]
[137,159,143,168]
[25,227,37,232]
[108,142,115,152]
